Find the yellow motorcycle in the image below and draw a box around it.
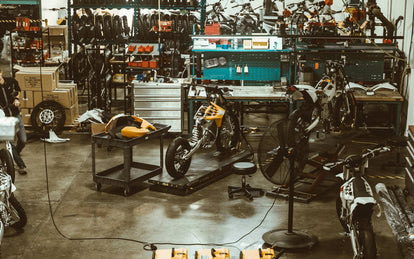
[165,85,240,179]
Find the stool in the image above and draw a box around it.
[228,162,264,200]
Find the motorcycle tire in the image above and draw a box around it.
[355,218,377,259]
[332,92,356,129]
[31,100,66,135]
[10,194,27,230]
[165,137,192,179]
[0,149,14,183]
[336,196,349,232]
[216,110,240,152]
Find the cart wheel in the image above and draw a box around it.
[96,183,101,191]
[228,194,233,199]
[124,188,130,196]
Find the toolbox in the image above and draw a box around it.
[153,248,187,259]
[240,248,275,259]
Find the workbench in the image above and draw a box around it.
[352,89,404,135]
[91,123,171,196]
[188,86,289,133]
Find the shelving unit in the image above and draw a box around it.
[10,28,50,74]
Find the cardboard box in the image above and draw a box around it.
[33,88,72,108]
[14,66,59,92]
[20,90,34,108]
[58,82,78,107]
[65,103,79,126]
[91,123,106,135]
[20,108,33,125]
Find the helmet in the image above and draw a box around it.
[105,114,157,139]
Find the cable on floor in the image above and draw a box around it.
[43,138,279,252]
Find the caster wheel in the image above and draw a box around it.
[124,188,130,196]
[228,194,233,199]
[248,196,254,201]
[96,183,101,191]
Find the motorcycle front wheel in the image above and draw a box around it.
[356,219,377,259]
[165,137,192,179]
[336,196,349,232]
[216,110,240,152]
[0,148,14,183]
[10,194,27,229]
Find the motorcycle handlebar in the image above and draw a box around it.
[323,146,391,171]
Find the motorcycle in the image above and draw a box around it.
[323,146,392,259]
[165,85,240,179]
[257,61,356,185]
[0,116,27,256]
[285,61,356,148]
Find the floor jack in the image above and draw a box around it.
[195,248,230,259]
[153,248,188,259]
[240,248,283,259]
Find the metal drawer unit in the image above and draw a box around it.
[133,81,183,133]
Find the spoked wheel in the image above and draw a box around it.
[216,110,240,152]
[0,148,15,183]
[355,218,377,259]
[31,100,66,135]
[9,194,27,230]
[165,137,192,179]
[258,119,291,185]
[332,92,356,129]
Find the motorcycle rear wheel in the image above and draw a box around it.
[216,111,240,152]
[10,194,27,230]
[332,92,356,129]
[0,148,14,183]
[165,137,192,179]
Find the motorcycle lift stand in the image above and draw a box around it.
[148,149,253,196]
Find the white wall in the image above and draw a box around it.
[41,0,67,25]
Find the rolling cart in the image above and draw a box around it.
[91,123,171,196]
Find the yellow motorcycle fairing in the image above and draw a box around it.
[203,102,226,127]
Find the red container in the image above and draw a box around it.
[205,23,220,35]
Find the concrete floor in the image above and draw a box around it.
[1,116,405,259]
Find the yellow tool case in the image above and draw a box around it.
[195,248,230,259]
[240,248,276,259]
[153,248,188,259]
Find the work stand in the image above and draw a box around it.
[91,124,171,196]
[149,148,253,196]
